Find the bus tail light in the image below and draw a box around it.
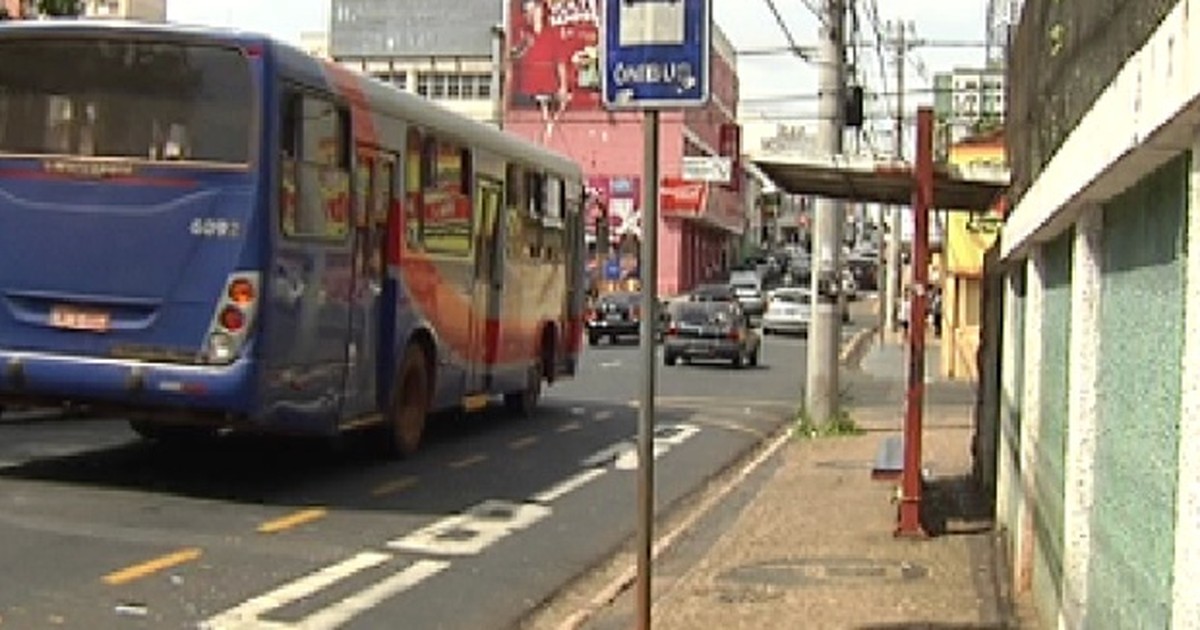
[204,272,260,365]
[219,306,246,332]
[727,328,743,342]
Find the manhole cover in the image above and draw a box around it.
[718,557,928,587]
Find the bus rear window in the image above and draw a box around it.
[0,38,253,164]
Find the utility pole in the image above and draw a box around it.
[805,0,846,425]
[883,21,912,336]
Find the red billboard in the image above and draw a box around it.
[508,0,602,116]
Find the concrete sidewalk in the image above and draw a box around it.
[549,332,1027,630]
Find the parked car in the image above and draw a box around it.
[762,287,811,336]
[663,300,761,368]
[586,292,643,345]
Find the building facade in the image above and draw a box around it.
[504,0,746,295]
[941,131,1004,382]
[933,66,1005,146]
[329,0,502,125]
[82,0,165,20]
[996,0,1197,628]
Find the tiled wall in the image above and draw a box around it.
[1087,155,1187,628]
[1032,231,1071,627]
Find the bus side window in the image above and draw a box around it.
[421,137,471,257]
[280,90,350,241]
[405,128,425,249]
[505,163,528,260]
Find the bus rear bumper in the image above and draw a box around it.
[0,351,255,421]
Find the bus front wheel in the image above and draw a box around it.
[386,345,430,457]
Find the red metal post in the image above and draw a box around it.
[896,107,933,538]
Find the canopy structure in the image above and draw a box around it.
[752,154,1009,212]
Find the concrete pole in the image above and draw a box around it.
[883,22,908,336]
[805,0,845,424]
[490,23,506,129]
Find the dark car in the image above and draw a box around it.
[663,300,761,368]
[586,292,656,345]
[688,283,738,302]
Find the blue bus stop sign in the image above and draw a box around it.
[601,0,711,109]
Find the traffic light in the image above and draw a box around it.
[845,85,864,128]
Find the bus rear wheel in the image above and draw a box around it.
[504,360,542,417]
[386,345,430,457]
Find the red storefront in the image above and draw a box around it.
[503,0,745,296]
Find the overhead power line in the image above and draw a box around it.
[761,0,814,61]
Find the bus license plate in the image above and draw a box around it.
[49,306,110,332]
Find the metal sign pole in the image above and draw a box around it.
[636,107,660,630]
[600,2,709,626]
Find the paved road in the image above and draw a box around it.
[0,322,859,629]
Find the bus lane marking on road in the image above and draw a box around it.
[201,551,392,629]
[387,500,552,557]
[448,454,488,469]
[508,436,540,450]
[203,423,705,628]
[102,548,203,586]
[530,469,607,504]
[370,477,418,498]
[296,560,450,630]
[257,508,328,534]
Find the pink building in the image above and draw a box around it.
[504,0,744,297]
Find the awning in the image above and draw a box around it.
[752,154,1010,212]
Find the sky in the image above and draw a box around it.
[166,0,991,151]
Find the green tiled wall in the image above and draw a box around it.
[1033,232,1071,627]
[1003,270,1026,556]
[1088,155,1186,629]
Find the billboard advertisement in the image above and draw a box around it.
[585,175,640,240]
[508,0,602,118]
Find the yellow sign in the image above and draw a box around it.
[946,137,1005,276]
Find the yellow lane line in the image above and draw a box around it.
[509,436,539,450]
[256,508,328,534]
[102,548,202,586]
[371,477,418,497]
[449,454,488,469]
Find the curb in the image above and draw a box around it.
[839,325,880,369]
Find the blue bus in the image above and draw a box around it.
[0,21,587,455]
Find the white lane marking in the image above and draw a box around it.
[581,442,634,468]
[299,560,449,630]
[387,500,551,557]
[557,427,795,630]
[570,407,586,416]
[530,469,607,504]
[581,424,700,471]
[201,552,391,629]
[592,410,614,421]
[600,361,622,368]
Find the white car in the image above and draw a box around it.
[762,287,811,336]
